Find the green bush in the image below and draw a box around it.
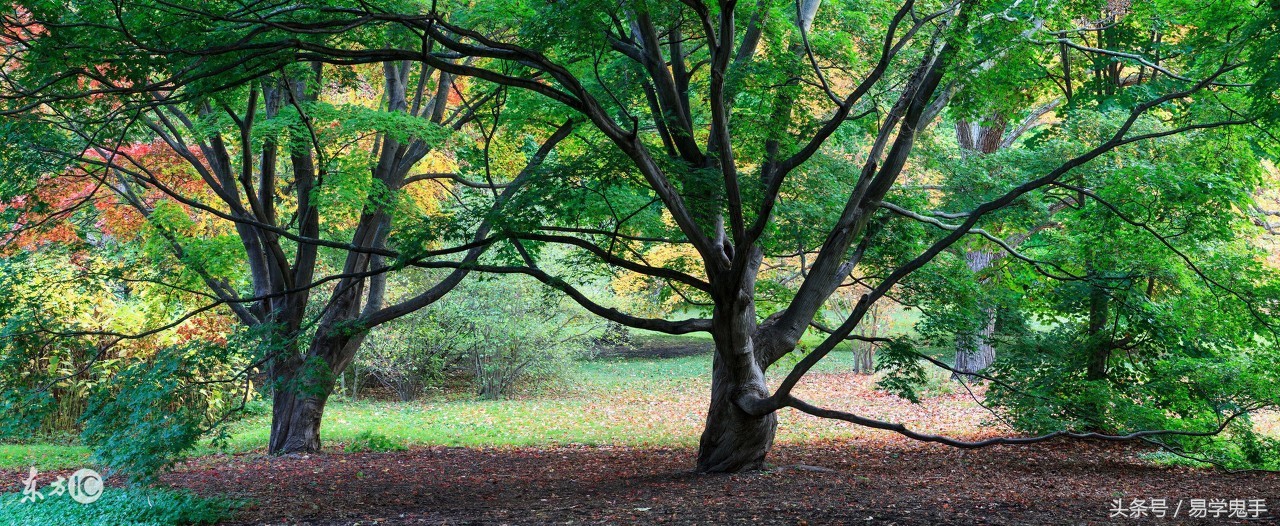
[0,485,241,526]
[450,278,592,399]
[366,275,594,400]
[0,253,120,440]
[359,309,473,401]
[81,340,252,483]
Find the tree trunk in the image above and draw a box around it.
[267,335,355,454]
[854,341,875,374]
[853,304,879,374]
[953,306,996,379]
[268,379,330,454]
[696,283,777,473]
[952,250,998,379]
[267,351,335,454]
[1085,278,1110,381]
[697,352,777,472]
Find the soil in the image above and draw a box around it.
[154,439,1278,525]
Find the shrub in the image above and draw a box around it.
[591,321,635,354]
[0,254,121,440]
[360,310,472,401]
[366,275,595,400]
[451,278,592,399]
[80,339,253,483]
[0,485,241,526]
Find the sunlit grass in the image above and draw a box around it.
[8,332,1274,473]
[0,443,92,471]
[0,342,880,470]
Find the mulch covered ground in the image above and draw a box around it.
[159,439,1278,525]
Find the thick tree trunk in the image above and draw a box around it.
[267,334,357,454]
[952,306,996,379]
[268,379,330,454]
[696,278,777,473]
[952,250,998,379]
[696,353,777,472]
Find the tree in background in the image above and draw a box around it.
[0,8,574,465]
[974,112,1280,467]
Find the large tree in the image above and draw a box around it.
[0,6,574,457]
[5,0,1279,473]
[250,0,1276,471]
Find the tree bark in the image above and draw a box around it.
[696,352,777,472]
[267,330,366,454]
[267,356,335,454]
[696,269,777,473]
[268,382,328,454]
[952,250,999,378]
[1085,277,1110,381]
[952,305,996,379]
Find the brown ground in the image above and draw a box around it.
[156,440,1277,525]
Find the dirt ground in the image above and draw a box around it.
[156,439,1277,525]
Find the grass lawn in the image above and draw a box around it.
[8,331,1273,474]
[2,333,972,472]
[3,333,1277,525]
[201,340,941,455]
[0,443,92,473]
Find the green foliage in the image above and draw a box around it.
[897,107,1280,468]
[80,340,252,483]
[2,0,1279,478]
[359,308,473,401]
[390,274,595,400]
[343,430,407,453]
[0,253,119,439]
[874,340,928,404]
[0,115,73,209]
[455,278,594,399]
[0,485,241,526]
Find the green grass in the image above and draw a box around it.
[0,443,91,471]
[0,334,890,470]
[0,486,241,526]
[184,350,720,455]
[1137,451,1216,469]
[343,430,407,453]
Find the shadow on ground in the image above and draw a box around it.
[161,440,1278,525]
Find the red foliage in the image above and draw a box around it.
[2,141,211,252]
